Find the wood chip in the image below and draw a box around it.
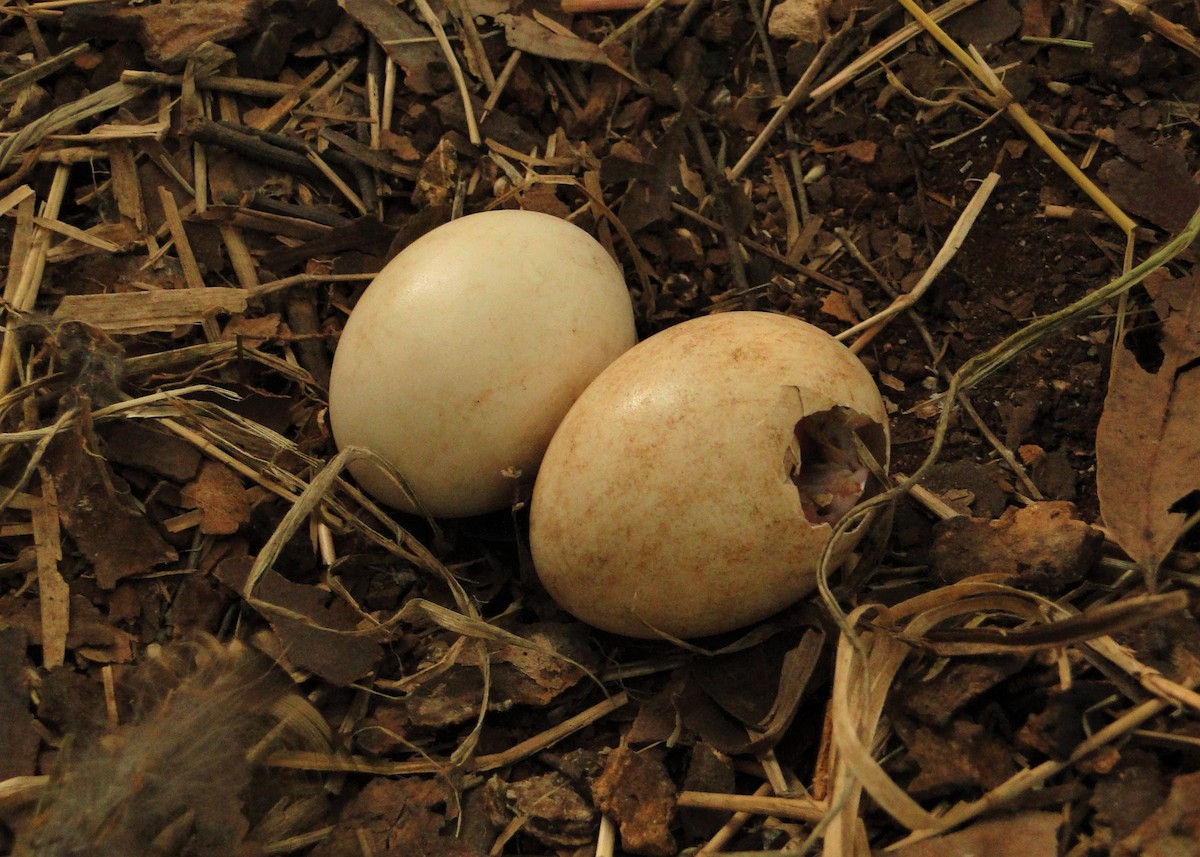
[54,288,250,333]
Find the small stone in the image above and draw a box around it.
[767,0,829,42]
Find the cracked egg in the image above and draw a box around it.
[529,311,889,639]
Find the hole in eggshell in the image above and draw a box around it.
[787,407,887,526]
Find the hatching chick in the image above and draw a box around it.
[13,637,329,857]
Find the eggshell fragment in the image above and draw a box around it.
[529,311,889,639]
[329,210,637,518]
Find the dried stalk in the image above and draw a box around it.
[730,0,979,181]
[0,164,69,394]
[897,0,1135,236]
[1103,0,1200,59]
[837,172,1000,344]
[0,81,148,172]
[412,0,480,145]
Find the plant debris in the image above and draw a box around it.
[2,0,1200,854]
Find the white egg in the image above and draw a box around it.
[329,210,637,518]
[530,311,889,639]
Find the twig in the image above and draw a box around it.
[0,41,88,101]
[0,164,68,393]
[728,28,840,182]
[897,0,1135,235]
[268,690,631,774]
[307,151,368,215]
[599,0,670,47]
[837,172,1000,344]
[671,203,847,290]
[730,0,979,180]
[1103,0,1200,60]
[596,814,617,857]
[679,791,826,823]
[32,468,65,668]
[120,69,296,97]
[413,0,480,145]
[696,782,774,854]
[563,0,687,10]
[445,0,496,90]
[676,87,750,295]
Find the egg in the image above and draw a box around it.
[529,311,889,639]
[329,209,637,518]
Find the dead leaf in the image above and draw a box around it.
[1091,750,1170,840]
[215,556,382,686]
[1098,131,1200,233]
[892,717,1018,799]
[821,291,860,324]
[884,811,1060,857]
[0,627,39,780]
[222,313,283,346]
[931,502,1105,593]
[942,0,1022,47]
[1097,275,1200,576]
[181,461,251,535]
[0,594,137,661]
[486,772,595,847]
[402,623,594,727]
[898,654,1028,728]
[46,409,177,589]
[100,421,203,482]
[496,12,609,64]
[310,778,471,857]
[813,139,878,164]
[1113,770,1200,857]
[337,0,443,94]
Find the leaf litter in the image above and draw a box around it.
[1,0,1200,855]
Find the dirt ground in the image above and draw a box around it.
[2,0,1200,855]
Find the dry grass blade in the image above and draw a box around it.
[906,590,1188,655]
[896,0,1136,236]
[838,171,999,347]
[268,690,631,775]
[0,43,89,101]
[0,81,148,172]
[412,0,480,145]
[0,164,69,395]
[730,0,979,181]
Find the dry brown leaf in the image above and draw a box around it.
[402,623,594,727]
[215,555,382,686]
[1113,770,1200,857]
[46,411,178,589]
[61,0,261,70]
[931,502,1105,593]
[0,627,39,780]
[821,291,861,324]
[181,460,251,535]
[310,778,475,857]
[486,772,595,847]
[496,12,610,63]
[1097,275,1200,576]
[885,811,1060,857]
[54,288,249,334]
[338,0,442,95]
